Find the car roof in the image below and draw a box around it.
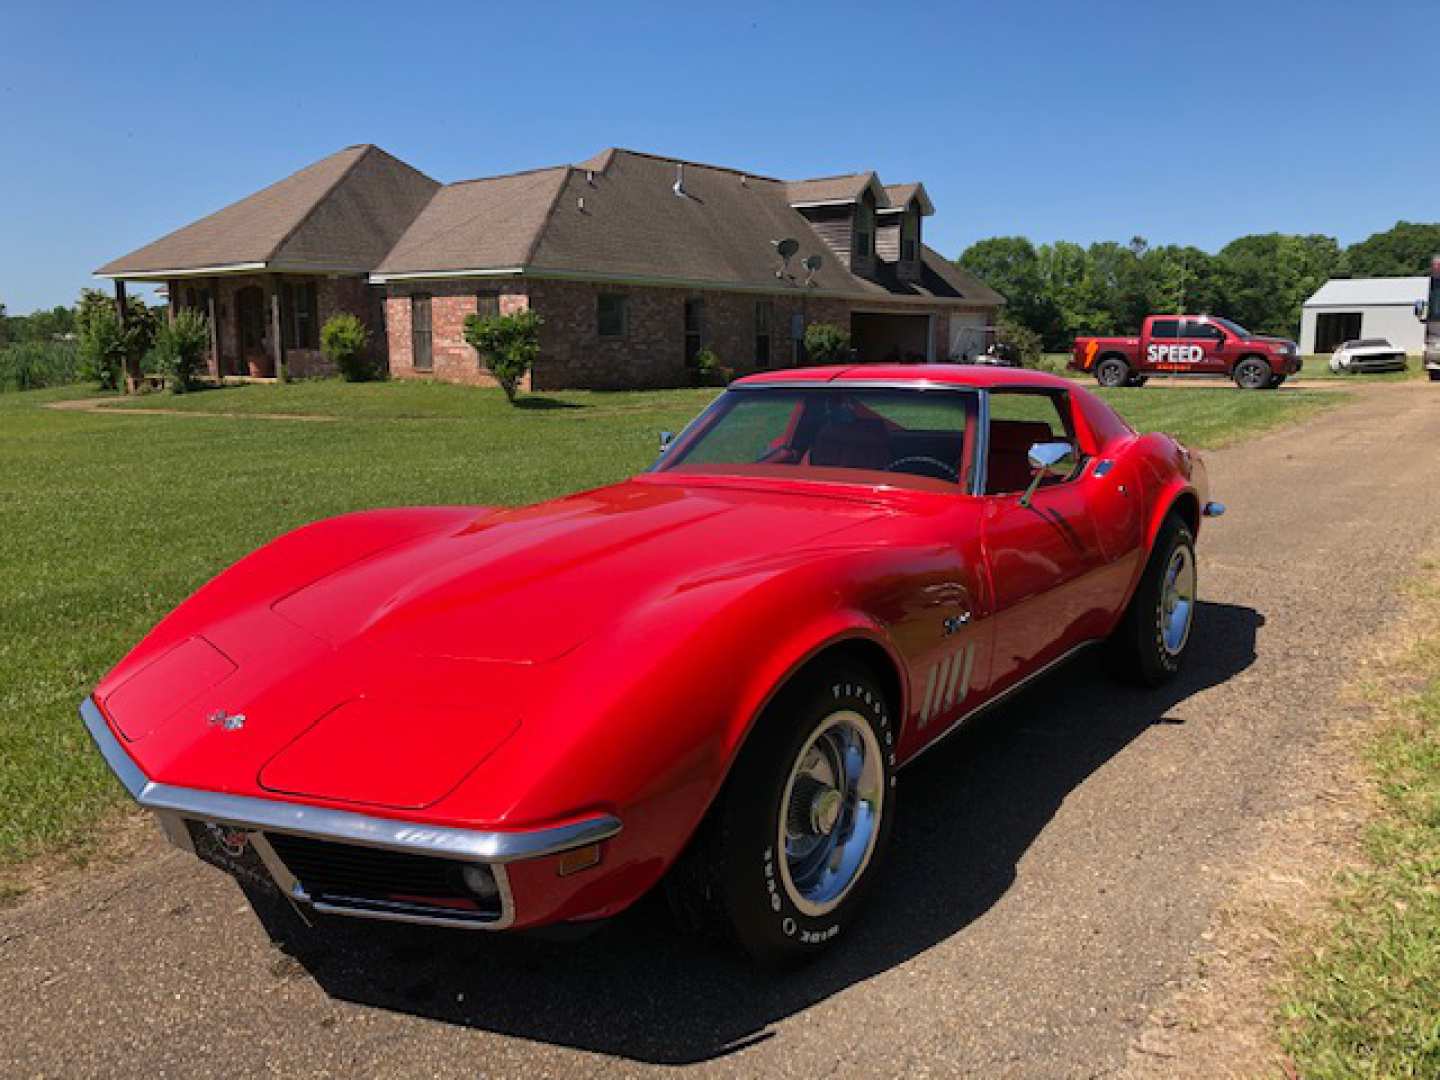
[733,364,1078,391]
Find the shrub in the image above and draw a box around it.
[694,346,734,386]
[995,312,1043,368]
[803,322,851,365]
[152,310,211,393]
[0,341,81,392]
[321,313,374,382]
[462,308,543,403]
[76,290,157,390]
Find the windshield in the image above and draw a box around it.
[653,386,979,491]
[1211,317,1252,338]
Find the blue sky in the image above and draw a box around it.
[1,0,1432,313]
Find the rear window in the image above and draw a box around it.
[1150,319,1180,339]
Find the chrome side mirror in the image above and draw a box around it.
[1019,441,1075,507]
[659,430,675,452]
[1415,299,1429,322]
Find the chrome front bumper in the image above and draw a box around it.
[80,697,621,930]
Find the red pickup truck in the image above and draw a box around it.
[1071,315,1302,389]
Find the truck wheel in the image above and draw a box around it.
[666,663,896,967]
[1095,357,1129,388]
[1106,513,1196,687]
[1233,358,1269,390]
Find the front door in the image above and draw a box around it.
[1178,318,1229,374]
[235,287,270,377]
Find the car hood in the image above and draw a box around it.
[97,479,886,809]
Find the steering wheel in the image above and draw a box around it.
[887,455,959,482]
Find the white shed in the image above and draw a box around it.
[1299,276,1426,356]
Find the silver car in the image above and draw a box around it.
[1329,338,1408,374]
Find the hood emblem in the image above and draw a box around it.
[207,709,246,732]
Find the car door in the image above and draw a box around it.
[1178,318,1228,374]
[977,389,1108,694]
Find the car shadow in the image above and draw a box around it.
[250,600,1262,1065]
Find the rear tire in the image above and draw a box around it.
[1233,358,1270,390]
[667,664,896,967]
[1096,357,1129,388]
[1107,513,1196,687]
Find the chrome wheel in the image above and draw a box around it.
[1158,545,1196,656]
[777,709,885,917]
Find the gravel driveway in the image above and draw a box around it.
[5,382,1439,1078]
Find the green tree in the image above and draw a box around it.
[802,322,851,364]
[958,237,1060,339]
[1344,221,1440,277]
[75,289,157,389]
[320,313,373,382]
[462,308,543,403]
[1215,233,1342,336]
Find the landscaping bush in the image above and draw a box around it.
[76,290,157,390]
[803,322,852,365]
[321,313,374,382]
[995,312,1043,368]
[0,341,81,392]
[462,308,543,403]
[152,310,211,393]
[694,346,734,386]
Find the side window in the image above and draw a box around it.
[597,294,626,338]
[1149,319,1180,339]
[985,390,1077,496]
[1181,319,1222,340]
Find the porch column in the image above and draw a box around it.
[206,279,220,380]
[114,279,137,394]
[268,279,287,382]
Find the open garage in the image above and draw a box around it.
[851,311,933,363]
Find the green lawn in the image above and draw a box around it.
[0,378,1346,879]
[1277,567,1440,1077]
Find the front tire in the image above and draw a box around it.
[1107,514,1197,687]
[1234,358,1270,390]
[669,664,896,966]
[1096,356,1130,388]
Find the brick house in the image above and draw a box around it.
[99,145,1003,389]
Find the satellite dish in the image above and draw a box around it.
[802,253,823,286]
[772,238,800,279]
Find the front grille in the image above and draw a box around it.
[264,832,500,919]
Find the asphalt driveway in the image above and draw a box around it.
[4,382,1439,1077]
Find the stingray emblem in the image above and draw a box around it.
[207,709,246,732]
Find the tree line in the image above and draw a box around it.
[956,220,1440,352]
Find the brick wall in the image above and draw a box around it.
[383,277,986,390]
[385,281,531,388]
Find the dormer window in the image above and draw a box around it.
[854,197,875,261]
[900,209,919,263]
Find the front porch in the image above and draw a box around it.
[106,270,380,391]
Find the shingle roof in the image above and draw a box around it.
[784,173,882,206]
[376,149,1002,307]
[1304,276,1427,306]
[376,167,569,275]
[97,145,439,276]
[881,182,935,216]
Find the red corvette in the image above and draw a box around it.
[82,366,1221,964]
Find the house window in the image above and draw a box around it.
[755,300,772,368]
[598,293,626,337]
[476,291,501,321]
[411,294,433,371]
[854,198,875,261]
[281,281,319,350]
[900,210,919,263]
[684,297,705,368]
